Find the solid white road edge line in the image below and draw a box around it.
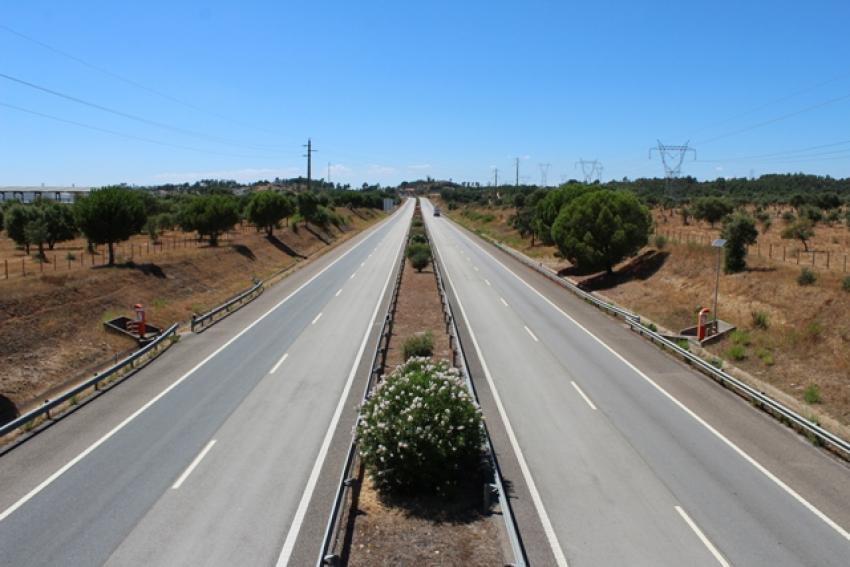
[441,211,850,542]
[675,506,730,567]
[0,203,406,524]
[571,381,597,411]
[270,353,289,374]
[524,326,539,342]
[171,440,217,490]
[431,224,570,567]
[275,212,408,566]
[312,313,323,325]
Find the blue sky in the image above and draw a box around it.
[2,1,850,187]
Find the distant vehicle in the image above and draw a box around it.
[433,207,441,217]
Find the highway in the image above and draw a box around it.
[0,199,413,567]
[422,198,850,566]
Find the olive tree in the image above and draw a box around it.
[721,213,758,273]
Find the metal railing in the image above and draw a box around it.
[318,225,408,566]
[427,224,528,567]
[463,226,850,461]
[191,280,263,332]
[0,323,179,438]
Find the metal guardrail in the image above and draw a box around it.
[426,224,528,567]
[318,224,408,566]
[190,280,263,332]
[0,323,180,438]
[466,226,850,461]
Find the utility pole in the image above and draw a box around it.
[493,167,499,187]
[303,138,317,191]
[538,163,551,187]
[514,157,520,187]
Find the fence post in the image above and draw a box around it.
[53,254,56,271]
[769,244,773,258]
[812,251,816,266]
[797,250,800,265]
[783,246,786,262]
[845,255,848,273]
[22,257,26,276]
[827,251,830,269]
[4,259,7,279]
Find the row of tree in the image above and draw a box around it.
[1,187,393,266]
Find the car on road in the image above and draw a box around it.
[433,206,441,216]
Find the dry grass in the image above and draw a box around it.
[0,209,383,413]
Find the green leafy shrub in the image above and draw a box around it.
[751,310,769,330]
[803,384,821,404]
[842,276,850,292]
[756,349,774,366]
[730,330,751,346]
[797,267,817,286]
[403,332,434,360]
[646,322,658,332]
[709,357,723,369]
[725,344,746,361]
[410,233,428,244]
[653,234,667,250]
[356,358,485,494]
[410,250,430,272]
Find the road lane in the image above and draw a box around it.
[0,200,413,567]
[423,198,850,566]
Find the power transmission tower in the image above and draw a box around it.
[514,157,520,186]
[303,138,317,191]
[493,167,499,187]
[574,158,604,183]
[538,163,551,187]
[649,140,695,194]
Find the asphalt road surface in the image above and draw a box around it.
[0,199,413,567]
[422,198,850,567]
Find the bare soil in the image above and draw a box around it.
[0,209,383,416]
[445,201,850,432]
[344,208,505,566]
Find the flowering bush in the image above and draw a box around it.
[357,358,485,494]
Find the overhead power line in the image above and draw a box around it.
[688,68,850,138]
[695,89,850,146]
[0,101,280,159]
[0,72,285,152]
[698,138,850,163]
[0,23,289,139]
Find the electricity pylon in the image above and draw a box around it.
[575,159,603,183]
[649,140,696,194]
[538,163,551,187]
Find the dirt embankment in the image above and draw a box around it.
[0,209,383,415]
[444,201,850,429]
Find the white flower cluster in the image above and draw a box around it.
[356,357,485,491]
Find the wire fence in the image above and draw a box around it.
[654,229,850,273]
